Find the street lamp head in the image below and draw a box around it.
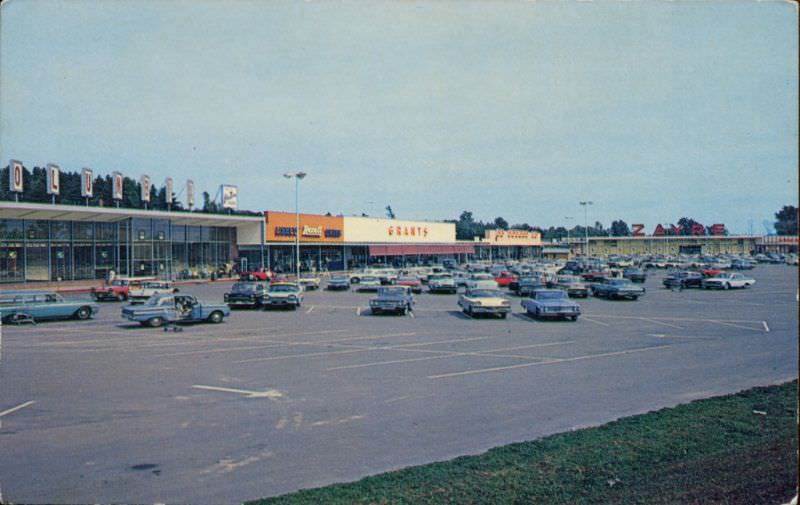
[296,172,307,180]
[283,173,293,179]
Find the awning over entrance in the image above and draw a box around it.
[368,244,475,257]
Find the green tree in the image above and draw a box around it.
[774,205,798,235]
[493,217,509,230]
[610,219,631,237]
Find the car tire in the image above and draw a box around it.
[467,306,474,317]
[401,307,407,316]
[148,317,164,328]
[74,306,92,320]
[208,311,224,324]
[571,315,578,321]
[724,283,730,290]
[499,312,507,319]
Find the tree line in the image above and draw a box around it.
[0,165,260,216]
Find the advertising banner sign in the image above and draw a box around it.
[265,211,344,243]
[141,175,151,202]
[165,178,174,205]
[9,160,23,193]
[112,172,124,200]
[221,184,238,210]
[46,163,60,195]
[186,180,195,208]
[485,229,542,246]
[81,168,93,197]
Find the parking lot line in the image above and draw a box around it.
[639,317,684,330]
[0,400,36,419]
[705,319,767,332]
[234,348,368,363]
[305,306,314,314]
[428,345,673,380]
[762,321,770,332]
[581,316,610,326]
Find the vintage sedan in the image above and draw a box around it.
[0,291,99,323]
[427,274,458,294]
[702,273,756,290]
[129,281,179,304]
[465,273,499,290]
[326,275,351,291]
[662,271,704,289]
[591,278,646,300]
[264,282,304,309]
[622,268,647,283]
[299,275,321,291]
[396,276,423,294]
[521,289,581,321]
[458,288,511,318]
[513,276,548,297]
[553,275,590,298]
[355,275,382,292]
[121,293,229,327]
[91,277,154,302]
[224,281,268,308]
[369,286,415,315]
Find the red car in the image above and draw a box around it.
[91,277,154,302]
[240,270,273,282]
[494,271,518,287]
[700,268,724,278]
[396,276,423,293]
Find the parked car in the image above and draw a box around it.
[427,274,458,294]
[452,271,470,287]
[465,273,499,290]
[514,276,548,297]
[553,275,590,298]
[662,271,705,289]
[129,281,179,304]
[591,278,646,300]
[521,289,581,321]
[240,270,272,282]
[622,268,647,283]
[369,286,415,315]
[355,275,382,292]
[0,291,99,323]
[396,276,423,294]
[121,293,229,327]
[702,273,756,289]
[91,277,155,302]
[730,259,755,270]
[494,271,518,288]
[299,275,321,291]
[458,288,511,318]
[224,281,268,308]
[326,275,351,291]
[264,282,304,309]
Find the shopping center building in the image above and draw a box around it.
[0,201,264,283]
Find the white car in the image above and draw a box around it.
[299,275,321,290]
[702,273,756,289]
[465,273,498,290]
[458,289,511,318]
[356,275,382,292]
[128,281,178,304]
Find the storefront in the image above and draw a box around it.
[0,201,264,283]
[579,235,759,256]
[473,229,543,261]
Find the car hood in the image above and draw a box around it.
[466,297,508,305]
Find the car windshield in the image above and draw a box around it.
[361,276,379,282]
[471,274,494,280]
[145,295,171,306]
[331,276,348,282]
[270,285,298,293]
[111,280,128,286]
[232,282,259,293]
[558,276,579,283]
[536,291,566,300]
[469,289,503,298]
[610,279,633,285]
[378,287,407,297]
[143,282,168,289]
[398,277,418,283]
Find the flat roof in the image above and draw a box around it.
[0,201,263,227]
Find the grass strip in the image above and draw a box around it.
[248,381,798,505]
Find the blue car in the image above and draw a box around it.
[0,291,99,323]
[521,289,581,321]
[121,293,230,327]
[591,278,646,300]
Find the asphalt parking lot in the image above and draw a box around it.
[0,265,797,505]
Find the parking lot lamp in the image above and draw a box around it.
[283,172,307,279]
[579,201,593,256]
[565,216,573,256]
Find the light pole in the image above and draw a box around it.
[283,172,307,279]
[579,201,593,257]
[564,216,573,256]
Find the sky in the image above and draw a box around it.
[1,0,797,234]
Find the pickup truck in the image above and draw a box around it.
[91,277,155,302]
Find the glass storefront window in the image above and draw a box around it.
[73,222,93,240]
[26,220,50,240]
[0,220,23,240]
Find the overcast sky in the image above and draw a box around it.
[1,0,797,233]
